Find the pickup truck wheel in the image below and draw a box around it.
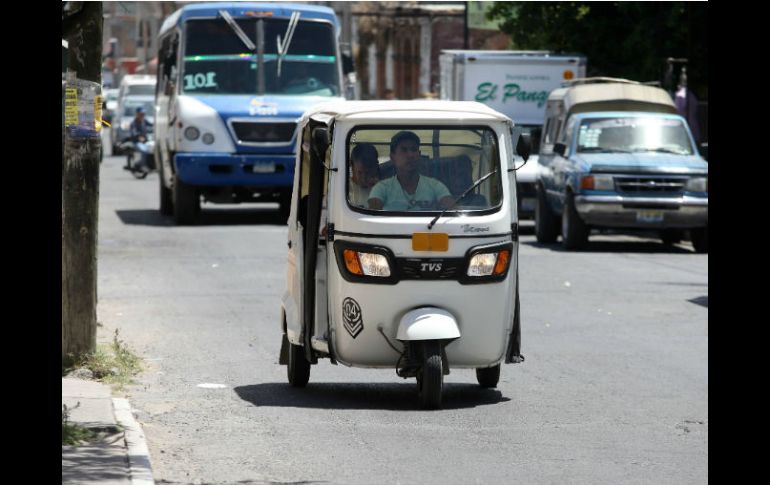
[562,192,589,250]
[535,186,559,243]
[159,166,173,216]
[476,364,500,388]
[690,227,708,253]
[172,179,200,225]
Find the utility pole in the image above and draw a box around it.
[62,2,103,364]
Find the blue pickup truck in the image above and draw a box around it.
[534,78,708,252]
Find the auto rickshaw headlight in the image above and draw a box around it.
[343,249,391,277]
[467,249,511,277]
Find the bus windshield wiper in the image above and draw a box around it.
[218,10,255,51]
[276,11,300,77]
[428,170,497,230]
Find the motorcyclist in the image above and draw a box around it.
[123,107,154,172]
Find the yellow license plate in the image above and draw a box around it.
[412,233,449,252]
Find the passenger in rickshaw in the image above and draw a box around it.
[447,155,488,207]
[368,131,454,211]
[348,143,380,208]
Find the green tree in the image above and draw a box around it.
[487,2,708,99]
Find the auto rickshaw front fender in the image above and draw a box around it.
[396,307,461,341]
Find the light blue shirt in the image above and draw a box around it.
[369,175,451,211]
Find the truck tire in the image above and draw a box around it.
[561,191,589,250]
[159,166,173,216]
[476,364,500,388]
[287,340,310,387]
[535,185,559,243]
[690,227,708,253]
[172,178,199,225]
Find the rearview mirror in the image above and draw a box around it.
[554,142,566,157]
[516,133,531,162]
[311,127,329,159]
[699,142,708,161]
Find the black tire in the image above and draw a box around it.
[561,191,589,250]
[287,340,310,387]
[690,227,708,253]
[159,167,173,216]
[535,185,559,243]
[172,178,199,225]
[476,364,501,388]
[660,229,683,246]
[418,341,443,410]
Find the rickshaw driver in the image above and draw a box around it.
[368,131,454,211]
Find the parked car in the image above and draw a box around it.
[103,88,119,124]
[535,78,708,252]
[111,95,155,154]
[117,74,156,99]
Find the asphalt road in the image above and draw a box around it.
[96,153,708,485]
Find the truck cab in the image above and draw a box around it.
[535,78,708,252]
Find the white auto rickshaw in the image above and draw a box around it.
[279,101,530,409]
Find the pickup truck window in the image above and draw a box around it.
[577,116,693,155]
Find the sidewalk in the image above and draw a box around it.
[62,378,154,485]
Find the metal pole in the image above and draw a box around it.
[464,1,469,49]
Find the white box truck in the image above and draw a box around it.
[439,50,586,219]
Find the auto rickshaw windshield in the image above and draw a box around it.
[346,126,503,214]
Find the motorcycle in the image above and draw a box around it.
[120,134,156,179]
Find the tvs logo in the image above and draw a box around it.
[420,262,443,272]
[342,297,364,338]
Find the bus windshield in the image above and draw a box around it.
[182,17,340,96]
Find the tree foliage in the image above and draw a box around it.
[487,2,708,98]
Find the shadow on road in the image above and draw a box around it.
[115,207,287,227]
[234,382,509,411]
[688,296,708,308]
[522,238,695,254]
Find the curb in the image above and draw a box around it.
[113,398,155,485]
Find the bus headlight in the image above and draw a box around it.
[184,126,200,141]
[202,133,215,145]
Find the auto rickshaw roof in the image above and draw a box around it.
[303,100,514,124]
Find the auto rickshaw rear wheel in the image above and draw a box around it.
[476,364,500,388]
[417,340,443,410]
[288,341,310,387]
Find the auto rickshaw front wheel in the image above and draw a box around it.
[287,341,310,387]
[476,364,501,388]
[417,340,443,410]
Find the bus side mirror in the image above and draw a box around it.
[554,142,566,157]
[516,133,531,162]
[312,127,329,159]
